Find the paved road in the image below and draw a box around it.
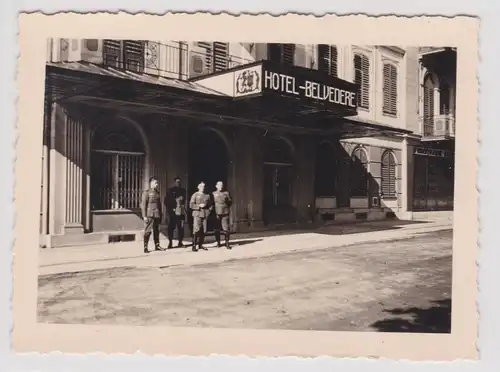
[37,230,452,333]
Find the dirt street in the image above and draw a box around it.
[37,230,452,333]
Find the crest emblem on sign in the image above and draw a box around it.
[235,69,260,94]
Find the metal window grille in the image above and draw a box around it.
[91,151,145,210]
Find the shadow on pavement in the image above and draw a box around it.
[370,298,451,333]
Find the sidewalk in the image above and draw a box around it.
[38,219,453,276]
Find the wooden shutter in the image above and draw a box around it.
[198,42,214,72]
[267,43,281,63]
[103,39,121,67]
[381,151,396,197]
[198,42,229,73]
[213,42,229,71]
[354,54,370,109]
[382,63,398,116]
[423,75,435,135]
[123,40,145,72]
[318,44,338,77]
[282,44,295,65]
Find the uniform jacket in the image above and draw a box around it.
[212,190,232,215]
[189,192,212,218]
[165,186,187,216]
[141,188,162,219]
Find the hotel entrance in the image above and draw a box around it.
[262,137,296,225]
[188,128,229,233]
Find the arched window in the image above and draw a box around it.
[350,147,369,197]
[354,53,370,109]
[91,119,146,211]
[382,63,398,116]
[318,44,338,77]
[381,151,397,198]
[314,142,336,197]
[423,74,435,136]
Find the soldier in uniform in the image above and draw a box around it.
[141,176,164,254]
[189,182,212,252]
[165,176,187,248]
[212,181,233,249]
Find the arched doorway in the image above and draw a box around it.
[262,136,295,225]
[90,119,146,212]
[188,128,229,232]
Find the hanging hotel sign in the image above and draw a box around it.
[263,70,357,108]
[414,147,453,158]
[261,61,358,114]
[226,61,359,115]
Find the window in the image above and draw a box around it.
[350,147,368,197]
[382,63,398,116]
[354,53,370,109]
[314,142,336,197]
[317,44,338,77]
[198,42,229,72]
[268,43,295,65]
[91,120,145,211]
[381,151,397,197]
[103,40,145,72]
[423,74,435,136]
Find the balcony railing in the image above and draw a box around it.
[59,40,253,80]
[421,114,456,139]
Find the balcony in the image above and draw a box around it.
[421,114,456,141]
[51,39,254,81]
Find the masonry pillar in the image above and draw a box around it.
[292,135,316,223]
[63,108,87,234]
[230,127,258,232]
[401,136,415,218]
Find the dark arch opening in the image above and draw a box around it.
[188,128,229,232]
[314,142,336,197]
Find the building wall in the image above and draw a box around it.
[42,40,429,246]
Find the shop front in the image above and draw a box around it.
[412,145,455,211]
[41,60,411,248]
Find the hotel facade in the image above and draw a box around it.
[40,40,456,247]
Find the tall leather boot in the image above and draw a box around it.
[143,234,150,254]
[192,234,198,252]
[199,232,207,250]
[215,230,222,247]
[225,232,232,249]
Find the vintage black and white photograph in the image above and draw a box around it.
[35,38,458,334]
